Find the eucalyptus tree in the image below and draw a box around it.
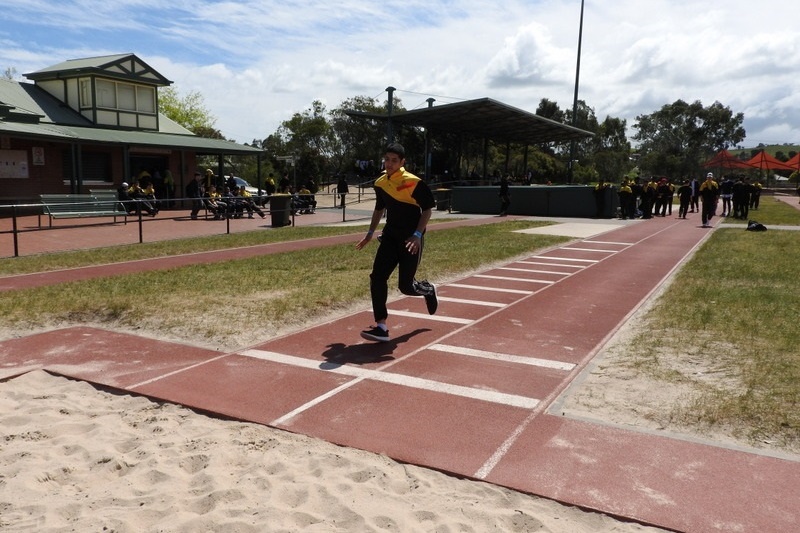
[633,99,745,178]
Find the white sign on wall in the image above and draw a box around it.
[0,150,29,179]
[32,147,45,166]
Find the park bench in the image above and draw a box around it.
[39,193,129,228]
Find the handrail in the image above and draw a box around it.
[0,191,375,258]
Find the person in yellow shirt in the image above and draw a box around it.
[699,172,719,227]
[356,143,438,342]
[295,185,316,214]
[238,186,266,218]
[206,185,228,219]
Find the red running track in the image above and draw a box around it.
[1,214,798,533]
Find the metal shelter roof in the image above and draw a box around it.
[346,97,593,145]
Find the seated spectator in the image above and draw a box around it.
[238,186,266,219]
[205,185,228,220]
[117,181,137,214]
[221,186,237,218]
[296,185,317,214]
[139,179,159,215]
[123,179,157,216]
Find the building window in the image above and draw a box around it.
[96,79,117,108]
[79,79,92,107]
[94,79,156,115]
[137,86,155,113]
[62,150,113,183]
[118,84,136,111]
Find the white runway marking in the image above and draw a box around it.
[389,309,473,324]
[585,240,635,246]
[240,349,542,415]
[498,267,569,275]
[429,344,576,371]
[562,246,619,253]
[518,260,585,269]
[537,256,599,263]
[448,283,533,295]
[474,274,555,284]
[437,296,506,307]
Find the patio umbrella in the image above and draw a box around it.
[744,150,795,172]
[702,149,754,170]
[784,153,800,171]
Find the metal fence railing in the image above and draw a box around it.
[0,191,376,258]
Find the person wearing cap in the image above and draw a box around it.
[117,181,136,214]
[355,142,438,342]
[699,172,719,227]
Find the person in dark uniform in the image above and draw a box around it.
[617,180,634,220]
[677,179,693,219]
[356,143,438,342]
[593,180,610,218]
[689,176,700,213]
[699,172,719,227]
[499,175,511,216]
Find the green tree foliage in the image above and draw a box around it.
[592,116,632,183]
[159,87,223,139]
[533,99,632,184]
[264,100,335,184]
[632,100,745,178]
[330,95,386,174]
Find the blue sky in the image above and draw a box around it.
[2,0,799,149]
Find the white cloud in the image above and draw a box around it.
[1,0,799,146]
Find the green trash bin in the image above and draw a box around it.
[269,195,292,227]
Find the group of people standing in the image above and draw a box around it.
[616,173,762,227]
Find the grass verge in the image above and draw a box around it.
[0,220,567,347]
[619,196,800,449]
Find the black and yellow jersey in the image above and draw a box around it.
[373,168,435,238]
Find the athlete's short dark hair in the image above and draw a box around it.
[385,143,405,159]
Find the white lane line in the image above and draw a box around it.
[448,283,533,295]
[536,256,599,263]
[517,260,585,269]
[241,349,541,413]
[130,353,231,389]
[429,344,576,371]
[498,267,570,275]
[562,246,618,253]
[390,309,473,324]
[437,296,506,307]
[585,240,634,246]
[474,274,554,284]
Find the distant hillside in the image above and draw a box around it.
[732,144,800,159]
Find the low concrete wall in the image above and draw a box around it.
[450,185,618,218]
